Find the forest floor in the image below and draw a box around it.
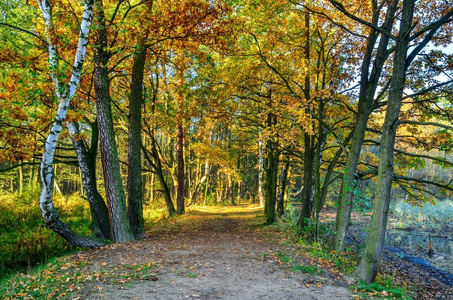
[322,208,453,300]
[67,205,353,300]
[5,204,451,299]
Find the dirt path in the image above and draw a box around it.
[70,206,351,300]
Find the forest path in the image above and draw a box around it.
[70,205,352,300]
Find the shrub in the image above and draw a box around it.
[0,188,91,280]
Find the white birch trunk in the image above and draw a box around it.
[37,0,104,248]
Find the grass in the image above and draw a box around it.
[185,272,198,278]
[146,204,264,234]
[290,264,323,274]
[0,199,418,299]
[276,252,291,263]
[0,255,159,299]
[0,199,261,283]
[0,188,90,280]
[390,199,453,229]
[276,205,415,299]
[352,280,412,299]
[0,187,169,281]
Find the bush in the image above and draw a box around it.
[0,188,92,280]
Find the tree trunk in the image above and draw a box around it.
[18,163,23,195]
[67,120,111,240]
[156,162,176,216]
[93,0,134,244]
[277,157,290,216]
[298,132,314,229]
[37,0,105,248]
[227,175,235,205]
[358,0,415,282]
[149,172,155,203]
[334,0,398,253]
[258,138,265,207]
[176,120,185,214]
[175,52,186,215]
[264,138,279,224]
[127,38,147,240]
[264,107,279,224]
[191,158,209,205]
[297,11,313,230]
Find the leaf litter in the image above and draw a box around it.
[1,205,351,299]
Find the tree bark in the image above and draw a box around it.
[334,0,398,253]
[357,0,453,282]
[18,163,23,195]
[258,138,265,207]
[150,141,176,215]
[298,132,314,229]
[37,0,105,248]
[297,10,313,230]
[264,108,279,224]
[176,119,185,214]
[127,38,147,240]
[191,158,209,205]
[93,0,134,244]
[227,174,235,205]
[67,120,111,240]
[175,53,186,215]
[277,156,290,217]
[357,2,412,280]
[142,139,177,216]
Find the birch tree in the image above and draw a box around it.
[37,0,105,248]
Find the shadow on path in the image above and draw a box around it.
[73,205,351,300]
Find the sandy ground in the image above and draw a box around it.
[70,208,351,300]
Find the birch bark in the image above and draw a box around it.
[37,0,105,248]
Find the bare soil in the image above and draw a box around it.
[70,206,351,300]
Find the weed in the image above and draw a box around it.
[276,252,291,263]
[0,189,89,280]
[290,264,323,274]
[352,280,412,299]
[185,272,197,278]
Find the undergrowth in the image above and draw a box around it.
[279,204,413,299]
[391,199,453,229]
[0,188,90,280]
[353,280,412,299]
[0,255,157,299]
[0,186,172,281]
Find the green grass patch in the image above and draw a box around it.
[290,264,323,274]
[353,280,412,299]
[0,186,170,282]
[276,252,291,263]
[185,272,198,278]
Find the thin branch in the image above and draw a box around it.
[0,22,46,44]
[399,120,453,131]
